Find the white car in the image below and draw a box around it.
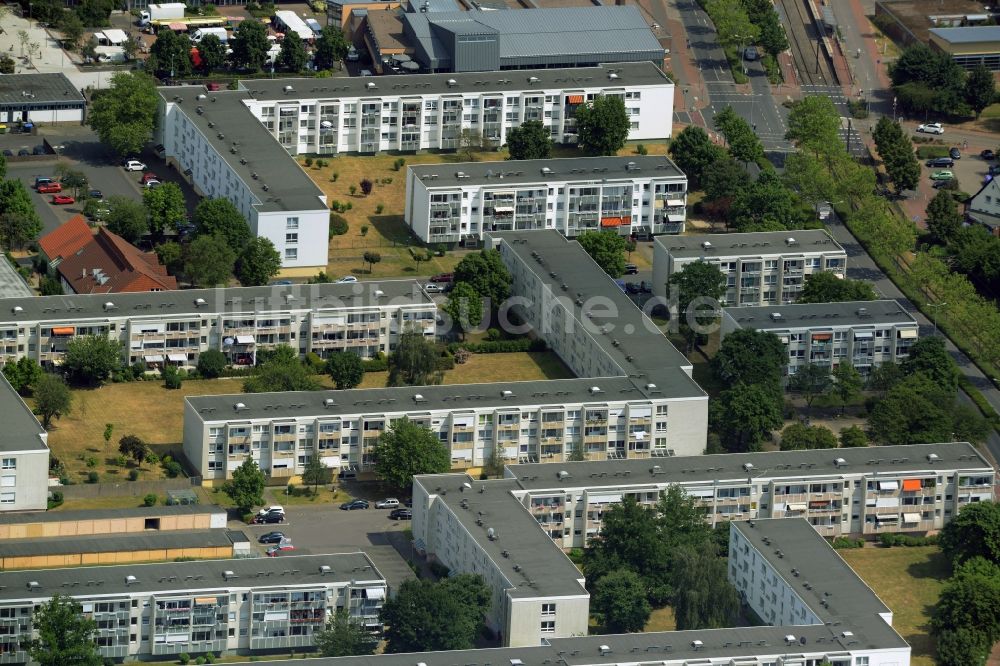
[424,283,442,294]
[124,160,147,171]
[257,505,285,516]
[375,498,400,509]
[336,276,358,283]
[917,122,944,135]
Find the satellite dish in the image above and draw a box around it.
[224,337,235,345]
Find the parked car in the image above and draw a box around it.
[423,283,443,294]
[990,164,1000,176]
[404,498,413,507]
[932,179,952,189]
[624,263,639,275]
[17,149,29,157]
[625,282,640,294]
[431,273,454,283]
[140,172,159,184]
[639,281,651,294]
[743,46,758,61]
[389,508,413,520]
[336,276,358,283]
[1,150,12,157]
[254,511,285,524]
[266,542,296,556]
[930,170,954,181]
[87,189,103,199]
[257,505,285,517]
[258,531,286,544]
[375,498,400,509]
[123,159,147,171]
[37,182,62,194]
[51,194,75,205]
[33,176,53,189]
[340,499,370,510]
[360,69,373,77]
[917,122,944,134]
[144,180,161,189]
[925,157,953,168]
[981,149,996,160]
[346,47,360,62]
[32,145,46,156]
[949,147,962,160]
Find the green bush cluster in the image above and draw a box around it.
[915,145,951,159]
[362,352,389,372]
[143,493,158,507]
[447,339,547,354]
[878,533,938,548]
[831,537,865,549]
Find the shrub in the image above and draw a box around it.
[316,159,327,168]
[329,213,349,236]
[85,456,98,468]
[360,224,369,236]
[48,490,64,509]
[832,537,864,549]
[635,144,648,155]
[915,145,950,159]
[205,653,217,664]
[486,328,502,341]
[393,157,406,171]
[878,533,937,548]
[115,454,128,467]
[304,352,326,374]
[304,157,314,167]
[375,203,384,214]
[179,654,191,665]
[163,461,183,478]
[128,469,139,481]
[362,352,388,372]
[454,348,471,364]
[360,178,373,196]
[196,349,226,379]
[331,172,339,182]
[195,658,206,665]
[87,471,99,484]
[163,365,182,389]
[429,560,451,578]
[143,493,157,507]
[349,185,357,196]
[447,338,547,354]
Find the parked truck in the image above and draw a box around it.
[139,2,185,26]
[191,26,229,43]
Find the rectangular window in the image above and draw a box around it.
[0,459,14,470]
[540,620,555,633]
[286,217,299,229]
[541,603,556,615]
[0,476,14,487]
[0,492,13,504]
[285,248,298,260]
[286,233,298,244]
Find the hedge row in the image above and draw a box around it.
[447,339,547,354]
[878,533,938,548]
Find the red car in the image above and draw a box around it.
[51,195,75,205]
[266,543,295,556]
[140,172,159,185]
[431,273,454,283]
[37,182,62,194]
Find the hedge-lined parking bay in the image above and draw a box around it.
[33,352,572,482]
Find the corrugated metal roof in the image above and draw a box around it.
[929,25,1000,43]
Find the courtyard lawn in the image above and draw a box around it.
[839,545,949,666]
[358,351,573,388]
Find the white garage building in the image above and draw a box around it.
[0,73,85,125]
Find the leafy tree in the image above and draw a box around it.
[232,19,270,71]
[930,557,1000,666]
[839,425,868,448]
[2,356,42,395]
[278,31,307,72]
[713,328,786,386]
[787,363,832,416]
[670,541,739,630]
[315,608,377,657]
[902,336,959,393]
[592,569,651,633]
[729,170,796,230]
[786,96,842,159]
[388,327,441,386]
[756,7,788,56]
[0,152,5,180]
[668,260,727,349]
[668,126,727,188]
[59,169,88,198]
[301,457,331,494]
[798,271,877,303]
[890,43,967,116]
[25,595,102,666]
[831,363,863,414]
[196,349,227,379]
[576,230,627,277]
[711,381,782,452]
[721,114,764,165]
[935,625,993,666]
[314,25,350,70]
[779,422,838,450]
[964,63,996,118]
[453,249,511,310]
[147,29,192,79]
[59,12,85,49]
[459,128,484,159]
[106,195,148,243]
[155,241,184,275]
[374,417,450,490]
[575,95,629,156]
[867,373,957,445]
[33,373,72,428]
[443,282,483,340]
[193,198,252,251]
[706,0,758,50]
[926,190,963,244]
[103,423,114,453]
[118,434,149,466]
[223,458,266,513]
[506,120,552,160]
[867,360,904,397]
[702,154,749,204]
[197,33,226,72]
[362,250,381,273]
[327,352,365,390]
[143,182,186,240]
[39,276,63,296]
[80,35,98,63]
[185,234,236,287]
[872,117,919,193]
[74,0,114,26]
[939,501,1000,566]
[86,72,158,156]
[236,237,281,286]
[380,575,490,653]
[64,335,122,385]
[243,351,322,393]
[0,180,43,249]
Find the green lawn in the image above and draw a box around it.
[839,546,949,666]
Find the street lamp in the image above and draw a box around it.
[927,302,948,335]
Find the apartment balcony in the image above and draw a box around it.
[227,435,251,445]
[584,434,607,444]
[451,441,474,451]
[627,450,652,460]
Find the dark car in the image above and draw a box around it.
[431,273,454,283]
[32,145,46,156]
[624,263,639,275]
[991,164,1000,176]
[625,282,640,294]
[2,150,12,157]
[926,157,953,168]
[340,499,370,510]
[87,189,103,199]
[639,281,651,294]
[982,149,996,160]
[254,511,285,524]
[389,508,413,520]
[258,531,286,544]
[949,147,962,160]
[404,498,413,507]
[932,179,952,189]
[17,149,29,157]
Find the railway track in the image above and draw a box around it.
[777,0,837,87]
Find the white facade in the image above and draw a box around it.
[405,156,687,244]
[653,231,847,307]
[238,63,673,156]
[965,176,1000,234]
[0,374,49,513]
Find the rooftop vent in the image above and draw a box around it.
[785,237,797,245]
[223,570,236,580]
[599,645,611,656]
[366,82,376,90]
[27,581,40,591]
[743,462,754,472]
[528,76,539,84]
[283,85,294,93]
[770,312,782,321]
[194,298,207,307]
[784,635,796,644]
[234,402,247,411]
[557,470,570,480]
[103,301,116,311]
[691,640,703,649]
[834,457,847,467]
[608,72,619,80]
[501,390,513,398]
[927,453,940,462]
[589,386,602,394]
[541,166,552,175]
[702,241,712,249]
[125,575,138,586]
[374,289,384,298]
[11,306,22,314]
[319,565,332,574]
[324,398,336,407]
[446,78,457,87]
[414,393,425,402]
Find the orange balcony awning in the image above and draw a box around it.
[51,327,75,336]
[902,479,922,492]
[811,333,832,341]
[566,95,584,104]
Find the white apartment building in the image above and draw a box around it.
[237,62,673,155]
[155,88,330,276]
[0,374,49,512]
[652,230,847,307]
[721,300,920,377]
[0,553,386,663]
[0,282,435,370]
[413,473,590,647]
[504,442,993,548]
[405,155,688,245]
[183,231,708,481]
